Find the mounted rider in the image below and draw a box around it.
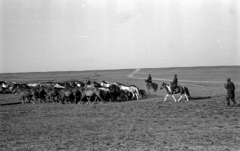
[146,74,152,84]
[170,74,178,93]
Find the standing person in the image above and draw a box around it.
[224,78,236,107]
[147,74,152,84]
[170,74,178,93]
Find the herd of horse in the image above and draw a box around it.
[0,80,148,104]
[0,79,192,104]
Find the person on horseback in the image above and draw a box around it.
[86,78,91,85]
[170,74,178,93]
[146,74,152,84]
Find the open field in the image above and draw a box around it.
[1,66,240,151]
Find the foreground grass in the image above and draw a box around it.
[1,94,240,151]
[1,66,240,150]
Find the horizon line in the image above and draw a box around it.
[0,65,239,74]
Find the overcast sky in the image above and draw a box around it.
[0,0,239,73]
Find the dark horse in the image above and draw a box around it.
[145,80,158,94]
[160,82,191,102]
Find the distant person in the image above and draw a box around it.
[170,74,178,93]
[146,74,152,84]
[224,78,236,107]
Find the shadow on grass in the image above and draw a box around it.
[234,104,240,107]
[0,102,22,106]
[141,94,160,99]
[190,96,212,100]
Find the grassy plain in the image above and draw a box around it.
[0,66,240,151]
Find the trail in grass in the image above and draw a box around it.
[127,68,205,88]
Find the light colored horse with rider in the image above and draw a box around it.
[160,82,191,102]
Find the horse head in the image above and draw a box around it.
[145,80,149,83]
[160,82,167,90]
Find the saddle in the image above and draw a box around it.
[145,79,152,84]
[172,86,179,94]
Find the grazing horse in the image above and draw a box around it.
[160,82,191,102]
[115,83,141,100]
[145,80,158,94]
[129,85,141,100]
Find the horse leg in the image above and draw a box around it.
[30,96,34,104]
[123,93,129,101]
[96,94,104,104]
[154,86,158,95]
[62,96,66,104]
[136,89,141,99]
[85,96,90,104]
[135,93,139,100]
[130,92,133,100]
[172,95,177,102]
[23,96,26,104]
[93,96,98,104]
[20,96,24,104]
[134,90,140,100]
[178,95,183,102]
[35,96,38,104]
[163,94,169,102]
[184,94,189,102]
[79,94,85,104]
[28,96,33,103]
[57,94,61,103]
[131,92,136,100]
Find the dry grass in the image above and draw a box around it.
[1,67,240,151]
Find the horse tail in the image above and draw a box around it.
[184,87,191,98]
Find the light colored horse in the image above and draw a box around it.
[79,87,103,104]
[115,83,141,100]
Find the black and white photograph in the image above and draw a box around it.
[0,0,240,150]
